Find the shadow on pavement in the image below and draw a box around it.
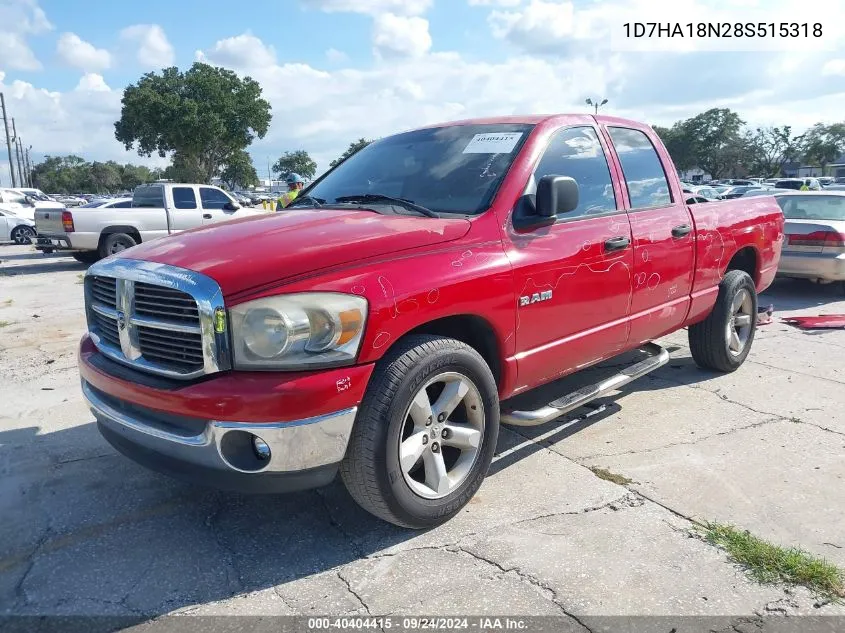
[0,260,88,276]
[761,277,845,310]
[0,351,678,619]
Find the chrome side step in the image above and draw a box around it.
[501,342,670,427]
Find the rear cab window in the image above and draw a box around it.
[607,127,672,209]
[132,186,165,208]
[777,195,845,221]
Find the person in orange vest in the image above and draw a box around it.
[277,173,305,209]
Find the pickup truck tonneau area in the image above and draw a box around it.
[76,113,784,528]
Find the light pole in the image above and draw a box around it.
[585,98,608,115]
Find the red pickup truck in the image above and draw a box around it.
[78,114,784,528]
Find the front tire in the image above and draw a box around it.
[340,335,499,528]
[689,269,758,372]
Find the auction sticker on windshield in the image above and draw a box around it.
[462,132,522,154]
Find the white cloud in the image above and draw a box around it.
[822,59,845,75]
[75,73,111,92]
[57,33,111,72]
[301,0,432,15]
[0,0,54,71]
[468,0,522,6]
[326,47,349,63]
[120,24,175,68]
[0,0,53,34]
[373,14,432,58]
[195,33,276,69]
[0,32,42,70]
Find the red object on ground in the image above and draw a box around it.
[782,315,845,329]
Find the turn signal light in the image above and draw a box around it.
[61,211,75,233]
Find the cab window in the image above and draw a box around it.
[531,126,617,218]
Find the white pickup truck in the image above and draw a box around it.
[34,183,263,262]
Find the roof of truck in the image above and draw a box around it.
[411,114,647,130]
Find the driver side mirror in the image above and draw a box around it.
[24,195,35,206]
[536,175,579,217]
[224,201,241,211]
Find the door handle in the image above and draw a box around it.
[203,213,212,219]
[672,224,692,238]
[604,236,630,252]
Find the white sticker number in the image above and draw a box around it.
[462,132,523,154]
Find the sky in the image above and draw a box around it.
[1,0,844,185]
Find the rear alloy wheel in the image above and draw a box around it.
[11,226,35,245]
[341,335,499,528]
[689,269,758,372]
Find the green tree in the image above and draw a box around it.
[798,123,845,173]
[744,126,798,177]
[329,138,372,169]
[114,62,272,183]
[119,164,156,191]
[86,161,122,193]
[272,150,317,180]
[221,150,259,189]
[161,151,207,183]
[31,155,87,193]
[681,108,746,179]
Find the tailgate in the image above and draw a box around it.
[35,209,65,235]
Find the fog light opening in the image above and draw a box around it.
[252,436,271,461]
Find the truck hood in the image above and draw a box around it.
[121,208,472,296]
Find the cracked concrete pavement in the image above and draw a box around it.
[1,244,844,624]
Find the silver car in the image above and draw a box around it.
[775,191,845,283]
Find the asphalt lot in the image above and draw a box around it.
[1,243,844,626]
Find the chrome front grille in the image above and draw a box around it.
[84,259,230,380]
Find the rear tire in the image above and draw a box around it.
[72,251,100,264]
[99,233,137,259]
[689,269,758,372]
[340,335,499,529]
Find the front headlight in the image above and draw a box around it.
[230,293,368,369]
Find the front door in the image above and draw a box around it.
[199,187,237,224]
[601,124,695,345]
[506,124,634,389]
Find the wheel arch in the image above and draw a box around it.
[99,226,142,247]
[383,314,503,389]
[724,245,759,285]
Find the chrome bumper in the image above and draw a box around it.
[82,380,357,476]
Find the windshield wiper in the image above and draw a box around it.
[333,194,439,218]
[286,194,324,208]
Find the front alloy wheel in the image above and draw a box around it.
[341,335,499,528]
[399,372,485,500]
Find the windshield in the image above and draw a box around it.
[303,123,534,215]
[777,195,845,221]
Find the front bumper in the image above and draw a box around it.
[79,335,374,494]
[777,251,845,282]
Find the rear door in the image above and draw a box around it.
[168,186,204,231]
[508,123,634,388]
[601,124,695,345]
[199,187,237,224]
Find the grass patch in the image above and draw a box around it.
[700,522,844,600]
[789,416,803,424]
[76,273,85,284]
[0,320,10,328]
[589,466,633,486]
[0,298,12,307]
